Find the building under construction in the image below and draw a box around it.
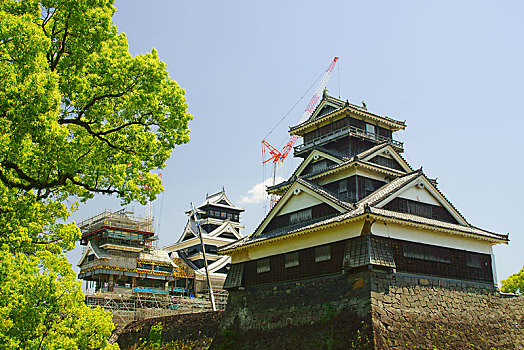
[77,209,226,325]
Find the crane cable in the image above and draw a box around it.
[262,62,332,142]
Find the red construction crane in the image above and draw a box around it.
[262,57,339,209]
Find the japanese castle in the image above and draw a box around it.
[220,91,508,289]
[165,189,244,292]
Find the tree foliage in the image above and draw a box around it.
[0,0,191,254]
[0,0,192,348]
[501,265,524,294]
[0,248,118,349]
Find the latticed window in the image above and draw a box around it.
[315,245,331,262]
[285,252,299,268]
[289,208,312,225]
[466,254,483,268]
[402,242,451,264]
[338,179,348,196]
[311,160,328,173]
[256,258,270,273]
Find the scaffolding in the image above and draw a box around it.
[78,209,154,242]
[85,291,228,326]
[79,209,227,325]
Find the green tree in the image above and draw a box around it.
[501,265,524,294]
[0,248,118,349]
[0,0,192,348]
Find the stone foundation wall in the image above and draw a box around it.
[212,270,524,349]
[213,271,374,349]
[370,272,524,349]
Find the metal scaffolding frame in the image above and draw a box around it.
[85,290,228,326]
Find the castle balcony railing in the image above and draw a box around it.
[294,125,404,156]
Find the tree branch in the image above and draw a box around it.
[58,118,136,154]
[0,162,123,197]
[49,11,70,71]
[74,83,136,120]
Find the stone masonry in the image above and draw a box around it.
[371,272,524,349]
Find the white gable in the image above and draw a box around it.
[310,99,342,121]
[359,144,412,173]
[278,190,324,215]
[208,221,243,239]
[194,189,244,211]
[78,246,94,267]
[397,185,441,206]
[293,149,344,178]
[375,176,468,225]
[255,181,347,235]
[176,221,197,243]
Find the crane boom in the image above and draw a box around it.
[262,57,338,164]
[262,57,339,208]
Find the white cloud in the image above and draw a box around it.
[239,176,284,204]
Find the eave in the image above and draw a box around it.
[367,212,509,244]
[267,160,405,196]
[290,106,406,136]
[219,213,366,255]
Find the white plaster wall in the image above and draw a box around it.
[371,221,494,254]
[397,185,441,206]
[278,191,323,215]
[231,220,364,263]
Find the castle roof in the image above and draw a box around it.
[268,143,411,194]
[290,93,406,134]
[188,188,244,213]
[219,168,508,254]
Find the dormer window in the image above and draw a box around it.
[311,160,328,173]
[289,208,312,225]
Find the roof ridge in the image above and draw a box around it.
[291,93,406,131]
[416,171,469,225]
[369,207,507,241]
[353,141,390,160]
[296,177,353,210]
[355,170,422,207]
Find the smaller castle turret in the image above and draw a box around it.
[165,188,244,292]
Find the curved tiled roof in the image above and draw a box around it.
[290,93,406,132]
[220,164,508,254]
[355,170,422,207]
[367,207,507,242]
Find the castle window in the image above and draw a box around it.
[311,160,328,173]
[289,208,312,225]
[140,263,153,270]
[339,179,348,196]
[256,258,270,273]
[285,252,299,268]
[315,245,331,262]
[156,265,173,273]
[466,254,483,268]
[87,254,95,262]
[365,123,376,137]
[403,242,451,264]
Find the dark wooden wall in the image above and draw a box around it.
[236,236,493,287]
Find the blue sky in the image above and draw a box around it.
[66,1,524,284]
